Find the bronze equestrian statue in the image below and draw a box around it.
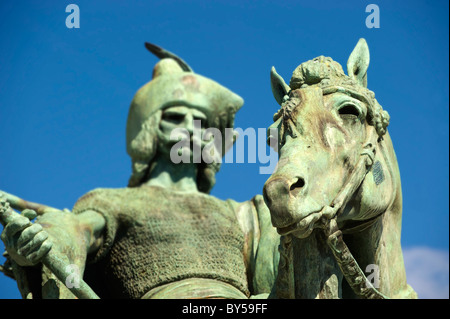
[1,39,416,299]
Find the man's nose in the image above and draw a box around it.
[183,113,195,134]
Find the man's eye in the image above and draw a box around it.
[162,113,184,124]
[338,104,360,118]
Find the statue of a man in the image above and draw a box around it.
[0,44,280,299]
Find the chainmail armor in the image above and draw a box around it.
[72,185,249,298]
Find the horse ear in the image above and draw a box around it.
[347,38,370,87]
[271,66,290,105]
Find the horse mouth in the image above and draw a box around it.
[276,210,323,238]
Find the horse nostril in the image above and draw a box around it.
[290,178,305,190]
[290,177,305,197]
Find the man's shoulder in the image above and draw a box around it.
[72,187,136,213]
[75,186,126,201]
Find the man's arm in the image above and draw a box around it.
[1,207,105,298]
[74,210,105,255]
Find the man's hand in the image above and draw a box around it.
[1,209,53,267]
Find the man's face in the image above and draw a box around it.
[158,106,209,160]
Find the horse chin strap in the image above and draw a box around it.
[319,127,390,299]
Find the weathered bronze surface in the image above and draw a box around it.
[0,40,416,299]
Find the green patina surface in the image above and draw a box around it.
[0,40,416,299]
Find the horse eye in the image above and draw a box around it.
[338,104,360,117]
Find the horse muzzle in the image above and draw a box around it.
[263,174,324,238]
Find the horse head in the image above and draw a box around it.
[264,39,396,238]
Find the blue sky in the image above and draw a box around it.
[0,1,448,298]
